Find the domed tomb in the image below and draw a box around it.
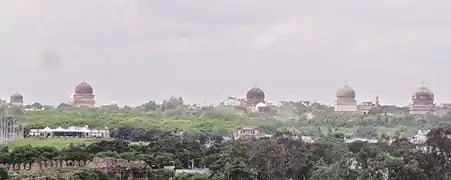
[334,84,357,112]
[336,85,356,98]
[409,85,435,115]
[72,82,95,108]
[413,86,434,101]
[246,87,265,105]
[10,92,23,106]
[75,82,94,94]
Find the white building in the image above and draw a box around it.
[252,102,270,112]
[345,137,378,144]
[233,126,261,140]
[410,129,429,144]
[28,125,110,138]
[221,97,245,106]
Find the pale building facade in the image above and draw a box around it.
[358,102,376,114]
[334,84,357,112]
[233,126,261,140]
[72,82,95,108]
[9,93,23,106]
[221,97,246,106]
[409,85,436,115]
[358,96,380,114]
[252,102,270,112]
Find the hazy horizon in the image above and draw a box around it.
[1,1,451,106]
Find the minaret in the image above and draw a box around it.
[375,96,380,107]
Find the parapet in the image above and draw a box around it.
[1,158,126,172]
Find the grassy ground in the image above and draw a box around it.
[6,138,104,149]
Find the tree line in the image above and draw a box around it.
[2,127,451,179]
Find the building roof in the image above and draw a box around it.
[32,126,104,133]
[336,85,356,98]
[75,82,94,94]
[246,87,265,99]
[414,86,434,100]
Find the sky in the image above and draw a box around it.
[1,0,451,106]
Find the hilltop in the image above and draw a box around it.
[14,100,451,138]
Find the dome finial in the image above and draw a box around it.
[344,78,348,85]
[421,79,425,86]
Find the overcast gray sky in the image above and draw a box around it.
[1,0,451,106]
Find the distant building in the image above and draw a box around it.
[28,125,109,138]
[246,87,265,106]
[175,169,210,176]
[9,93,23,106]
[410,130,429,144]
[345,138,378,144]
[436,103,451,116]
[409,85,436,115]
[72,82,95,108]
[233,126,261,140]
[300,136,315,143]
[438,103,451,109]
[335,84,357,112]
[221,96,246,106]
[252,102,270,112]
[358,96,380,115]
[436,107,448,117]
[358,101,376,115]
[399,132,417,141]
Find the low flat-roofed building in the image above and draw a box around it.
[233,126,261,140]
[28,125,110,138]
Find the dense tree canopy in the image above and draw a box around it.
[2,98,451,179]
[3,128,451,179]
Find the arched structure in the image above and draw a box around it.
[409,85,436,115]
[72,82,95,108]
[9,93,23,106]
[246,87,265,106]
[334,84,357,112]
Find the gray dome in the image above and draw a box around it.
[75,82,94,94]
[413,86,434,101]
[247,87,265,100]
[336,85,356,98]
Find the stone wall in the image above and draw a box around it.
[1,158,123,172]
[1,160,88,171]
[3,158,175,180]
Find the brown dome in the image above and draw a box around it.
[75,82,93,94]
[414,86,434,101]
[10,92,23,102]
[247,87,265,99]
[336,85,356,98]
